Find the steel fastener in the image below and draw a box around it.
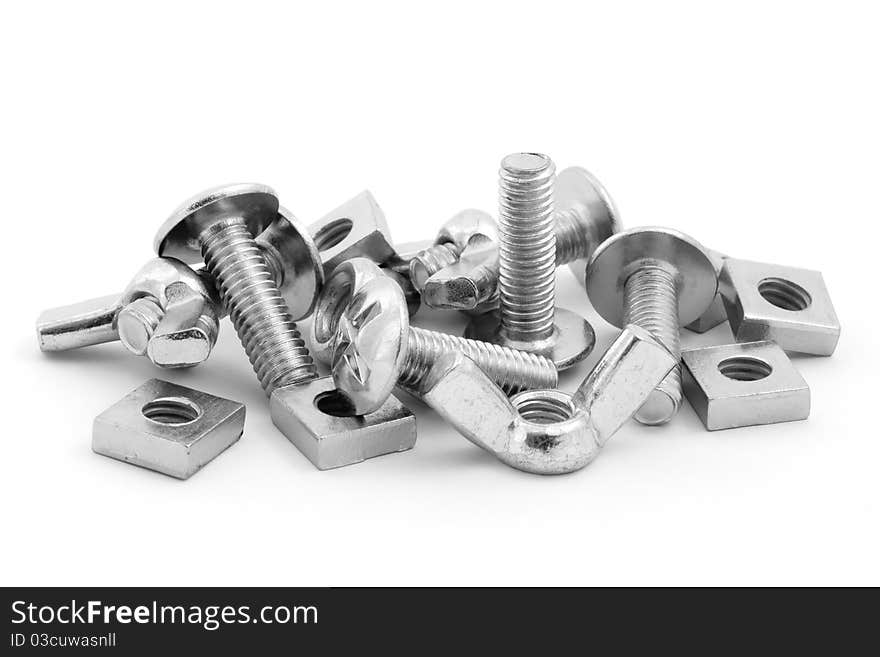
[586,226,718,425]
[464,153,596,369]
[311,258,558,415]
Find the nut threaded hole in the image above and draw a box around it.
[314,389,358,417]
[142,396,202,425]
[313,218,353,251]
[758,277,811,311]
[718,356,773,381]
[514,391,575,425]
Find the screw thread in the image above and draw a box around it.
[400,326,557,393]
[117,296,163,355]
[200,219,316,395]
[553,206,593,265]
[498,153,557,342]
[409,242,462,291]
[622,265,682,422]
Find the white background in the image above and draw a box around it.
[2,1,877,586]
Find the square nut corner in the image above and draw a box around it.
[92,378,245,479]
[719,257,840,355]
[682,341,810,431]
[269,376,416,471]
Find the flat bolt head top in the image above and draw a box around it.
[154,183,279,263]
[258,206,324,321]
[314,258,410,415]
[585,226,718,328]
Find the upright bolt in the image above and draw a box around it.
[464,153,595,369]
[585,227,718,425]
[412,166,619,313]
[311,258,558,415]
[154,184,316,394]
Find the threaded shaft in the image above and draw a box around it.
[622,265,682,424]
[553,206,592,265]
[400,326,557,393]
[409,242,462,291]
[497,153,557,342]
[200,218,316,395]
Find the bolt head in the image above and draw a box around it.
[154,183,279,263]
[585,226,718,328]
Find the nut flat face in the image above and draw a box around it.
[270,377,417,470]
[92,379,245,479]
[720,258,840,356]
[154,183,279,263]
[681,341,810,431]
[308,191,397,278]
[586,226,718,327]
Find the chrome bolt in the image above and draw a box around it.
[464,153,595,369]
[585,226,718,425]
[311,258,558,415]
[154,184,317,395]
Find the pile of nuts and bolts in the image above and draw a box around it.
[36,153,841,479]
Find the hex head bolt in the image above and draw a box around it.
[154,184,317,394]
[586,227,718,425]
[311,258,558,415]
[412,166,620,312]
[464,153,595,369]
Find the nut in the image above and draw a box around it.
[682,341,810,430]
[421,325,676,474]
[269,376,417,470]
[720,258,840,355]
[308,190,397,277]
[92,379,245,479]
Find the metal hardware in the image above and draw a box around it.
[682,341,810,430]
[464,153,596,369]
[685,250,728,333]
[311,258,558,415]
[421,325,676,474]
[269,376,417,470]
[586,226,718,425]
[92,379,245,479]
[720,258,840,356]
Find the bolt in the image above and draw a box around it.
[464,153,595,369]
[154,184,317,394]
[310,258,557,415]
[585,226,718,425]
[413,166,619,313]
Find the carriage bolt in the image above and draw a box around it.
[414,167,619,313]
[310,258,558,415]
[586,226,718,425]
[154,184,317,394]
[464,153,595,369]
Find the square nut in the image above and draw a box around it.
[720,258,840,355]
[309,191,397,277]
[682,341,809,431]
[270,376,416,470]
[93,379,245,479]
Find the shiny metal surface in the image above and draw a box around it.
[421,325,676,475]
[682,341,810,430]
[156,184,316,395]
[37,257,222,368]
[312,258,558,415]
[720,258,840,356]
[270,376,417,470]
[586,226,717,425]
[685,250,728,333]
[417,166,619,313]
[308,190,397,278]
[92,379,245,479]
